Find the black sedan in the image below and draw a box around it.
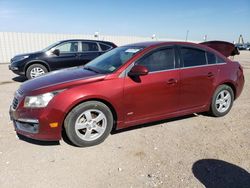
[9,39,117,79]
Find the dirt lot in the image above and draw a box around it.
[0,52,250,188]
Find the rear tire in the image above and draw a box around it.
[210,84,234,117]
[26,64,48,79]
[64,101,113,147]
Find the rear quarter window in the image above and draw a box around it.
[99,43,112,51]
[206,52,216,64]
[216,56,225,64]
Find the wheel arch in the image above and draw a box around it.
[24,60,50,74]
[63,98,118,131]
[219,82,236,100]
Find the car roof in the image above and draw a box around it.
[59,39,116,46]
[123,41,233,59]
[123,41,200,48]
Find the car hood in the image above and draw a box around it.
[14,51,42,58]
[11,51,43,62]
[19,67,105,94]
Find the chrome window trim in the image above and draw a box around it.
[122,61,226,78]
[180,62,226,70]
[148,68,177,74]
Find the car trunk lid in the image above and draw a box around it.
[200,41,239,57]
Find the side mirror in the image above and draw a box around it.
[52,49,60,56]
[128,65,149,77]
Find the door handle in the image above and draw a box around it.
[167,78,177,84]
[207,72,214,77]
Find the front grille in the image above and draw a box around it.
[12,97,19,110]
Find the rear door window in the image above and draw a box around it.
[181,47,206,67]
[82,42,99,52]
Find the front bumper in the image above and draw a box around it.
[13,118,39,134]
[9,64,25,76]
[8,65,19,71]
[9,105,63,141]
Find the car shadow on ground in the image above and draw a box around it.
[12,76,27,82]
[17,113,205,147]
[17,133,60,146]
[111,114,197,135]
[192,159,250,188]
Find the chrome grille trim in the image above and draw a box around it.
[16,89,24,97]
[12,97,19,110]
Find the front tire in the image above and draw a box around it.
[26,64,48,79]
[210,84,234,117]
[64,101,113,147]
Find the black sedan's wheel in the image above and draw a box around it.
[26,64,48,79]
[64,101,113,147]
[210,84,234,117]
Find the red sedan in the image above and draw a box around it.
[9,41,244,147]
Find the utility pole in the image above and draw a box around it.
[203,35,207,42]
[185,30,189,41]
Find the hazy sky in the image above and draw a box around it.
[0,0,249,42]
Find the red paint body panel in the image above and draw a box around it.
[123,69,180,125]
[9,41,245,141]
[179,65,219,110]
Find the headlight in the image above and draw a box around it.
[24,90,64,108]
[13,55,29,62]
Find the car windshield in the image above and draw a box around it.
[84,46,144,74]
[42,41,61,52]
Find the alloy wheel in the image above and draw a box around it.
[74,109,107,141]
[30,67,45,78]
[215,90,232,113]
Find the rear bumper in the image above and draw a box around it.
[235,71,245,99]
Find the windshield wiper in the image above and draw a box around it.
[84,66,100,73]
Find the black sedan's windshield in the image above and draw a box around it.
[84,46,144,74]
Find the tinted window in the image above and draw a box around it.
[216,56,225,64]
[207,52,216,64]
[181,48,206,67]
[56,42,78,53]
[85,47,143,73]
[99,43,112,51]
[82,42,99,52]
[137,48,175,72]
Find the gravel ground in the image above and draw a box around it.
[0,51,250,188]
